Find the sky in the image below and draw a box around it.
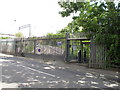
[0,0,72,37]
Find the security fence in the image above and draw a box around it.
[89,39,107,68]
[0,36,66,61]
[0,39,15,54]
[34,37,66,61]
[0,33,113,69]
[0,33,92,67]
[35,39,65,55]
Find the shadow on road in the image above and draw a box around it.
[0,54,119,89]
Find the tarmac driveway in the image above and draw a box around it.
[0,53,119,89]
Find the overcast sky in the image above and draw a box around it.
[0,0,72,37]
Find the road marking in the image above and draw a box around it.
[19,65,55,77]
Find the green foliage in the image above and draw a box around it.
[46,33,66,38]
[0,37,11,39]
[15,32,24,38]
[59,20,83,33]
[25,41,34,53]
[58,1,120,67]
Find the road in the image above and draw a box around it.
[0,53,119,89]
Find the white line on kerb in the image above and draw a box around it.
[19,65,55,77]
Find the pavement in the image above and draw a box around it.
[0,53,120,89]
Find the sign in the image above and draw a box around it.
[72,45,76,50]
[38,49,41,52]
[57,42,62,46]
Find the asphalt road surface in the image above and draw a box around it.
[0,53,119,89]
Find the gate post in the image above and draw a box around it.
[34,40,36,54]
[80,41,83,63]
[89,38,93,68]
[65,33,70,62]
[15,41,18,56]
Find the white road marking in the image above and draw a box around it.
[0,82,18,88]
[19,65,56,77]
[0,59,13,62]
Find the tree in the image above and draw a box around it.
[59,20,83,33]
[15,32,24,38]
[0,37,11,39]
[58,1,120,67]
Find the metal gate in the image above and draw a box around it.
[65,32,90,63]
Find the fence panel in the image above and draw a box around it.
[89,40,107,68]
[23,40,34,54]
[0,39,15,54]
[6,41,15,54]
[34,37,66,61]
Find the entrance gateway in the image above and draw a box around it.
[65,33,90,64]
